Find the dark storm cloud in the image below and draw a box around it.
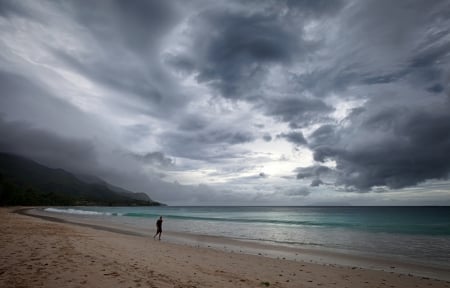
[310,179,324,187]
[263,98,334,127]
[47,0,186,116]
[0,0,32,18]
[295,165,332,179]
[66,0,178,52]
[0,0,189,118]
[286,0,450,101]
[238,0,344,18]
[295,165,331,187]
[309,96,450,191]
[202,130,254,145]
[273,0,450,193]
[0,67,186,201]
[53,49,169,107]
[0,117,225,204]
[426,83,444,94]
[0,70,109,141]
[0,117,98,174]
[307,124,339,149]
[166,7,315,100]
[277,131,307,146]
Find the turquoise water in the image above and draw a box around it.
[45,206,450,267]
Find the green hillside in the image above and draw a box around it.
[0,153,163,206]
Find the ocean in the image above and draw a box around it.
[44,206,450,268]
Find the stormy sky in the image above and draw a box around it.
[1,0,449,205]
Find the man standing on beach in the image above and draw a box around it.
[153,216,163,240]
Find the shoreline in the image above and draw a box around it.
[19,207,450,282]
[2,207,450,287]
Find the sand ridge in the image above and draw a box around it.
[1,208,449,288]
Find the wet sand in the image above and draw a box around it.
[1,207,449,288]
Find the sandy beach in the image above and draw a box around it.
[1,208,449,288]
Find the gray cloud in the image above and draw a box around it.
[132,152,175,168]
[177,115,209,131]
[262,134,272,142]
[123,124,153,143]
[194,130,254,145]
[283,187,310,197]
[159,127,255,161]
[277,131,307,146]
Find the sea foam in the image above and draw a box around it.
[44,207,120,216]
